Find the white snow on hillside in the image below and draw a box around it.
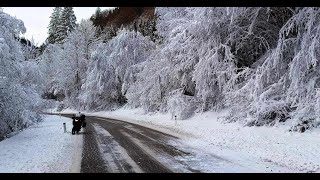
[57,107,320,173]
[0,115,83,173]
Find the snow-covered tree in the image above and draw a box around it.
[47,7,62,44]
[55,7,77,43]
[63,7,77,33]
[79,30,155,111]
[37,44,65,100]
[125,8,235,116]
[124,7,294,120]
[124,7,199,115]
[225,8,320,130]
[94,7,101,19]
[0,10,42,138]
[19,37,41,59]
[58,19,99,108]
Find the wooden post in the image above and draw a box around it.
[63,123,66,133]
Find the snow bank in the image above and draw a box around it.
[0,115,83,173]
[45,107,78,114]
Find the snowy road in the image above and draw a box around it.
[62,114,252,173]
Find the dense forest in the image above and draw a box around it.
[1,7,320,138]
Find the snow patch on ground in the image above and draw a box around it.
[0,115,83,173]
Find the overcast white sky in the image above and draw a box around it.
[3,7,115,45]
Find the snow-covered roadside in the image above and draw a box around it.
[57,107,320,173]
[0,115,83,173]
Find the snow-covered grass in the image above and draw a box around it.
[57,107,320,173]
[0,115,83,173]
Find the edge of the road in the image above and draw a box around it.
[53,112,197,141]
[69,131,83,173]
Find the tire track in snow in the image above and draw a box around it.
[91,123,143,173]
[120,130,193,173]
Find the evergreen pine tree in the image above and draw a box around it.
[95,7,101,19]
[47,7,62,44]
[55,7,77,44]
[64,7,77,33]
